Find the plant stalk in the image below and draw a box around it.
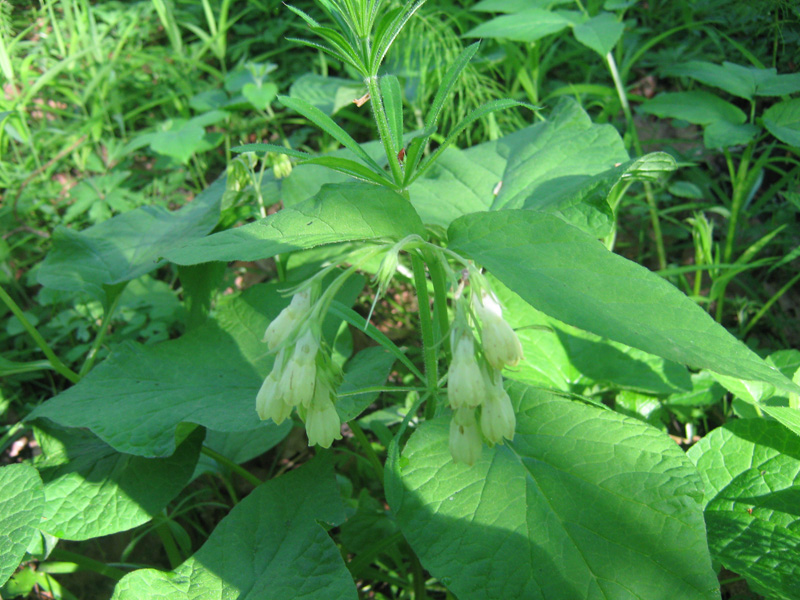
[201,445,263,487]
[411,253,439,420]
[606,52,666,270]
[78,287,125,378]
[0,285,80,383]
[349,420,384,482]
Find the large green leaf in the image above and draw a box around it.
[494,278,691,394]
[572,12,624,57]
[763,98,800,147]
[387,383,719,600]
[38,176,225,303]
[464,8,573,42]
[664,61,800,100]
[336,346,396,422]
[34,424,202,540]
[448,210,799,394]
[703,120,760,149]
[688,420,800,598]
[491,99,628,213]
[640,91,746,125]
[0,464,44,587]
[112,457,357,600]
[166,182,424,265]
[32,279,362,457]
[410,99,631,235]
[409,144,505,228]
[289,73,364,116]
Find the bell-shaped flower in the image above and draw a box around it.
[278,329,319,407]
[447,332,487,410]
[305,379,342,448]
[263,290,312,350]
[474,292,523,371]
[255,370,292,425]
[449,407,483,465]
[480,372,516,445]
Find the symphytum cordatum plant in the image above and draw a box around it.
[3,1,800,599]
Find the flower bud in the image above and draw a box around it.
[278,329,319,407]
[255,371,292,424]
[263,290,312,350]
[449,407,483,465]
[480,375,516,445]
[305,381,342,448]
[447,333,487,409]
[474,292,523,370]
[271,153,293,179]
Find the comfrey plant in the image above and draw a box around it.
[8,1,800,599]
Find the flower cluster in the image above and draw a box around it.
[447,290,523,465]
[255,290,342,448]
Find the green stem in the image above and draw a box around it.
[47,549,126,581]
[154,519,183,569]
[715,145,754,322]
[606,52,666,270]
[408,542,428,600]
[423,248,451,356]
[366,75,404,188]
[0,285,79,383]
[78,288,125,378]
[201,445,263,487]
[349,420,384,482]
[411,253,439,420]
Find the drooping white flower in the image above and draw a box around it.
[263,290,312,350]
[447,332,488,410]
[255,370,292,424]
[473,291,523,371]
[449,407,483,465]
[305,379,342,448]
[480,371,516,445]
[278,329,319,407]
